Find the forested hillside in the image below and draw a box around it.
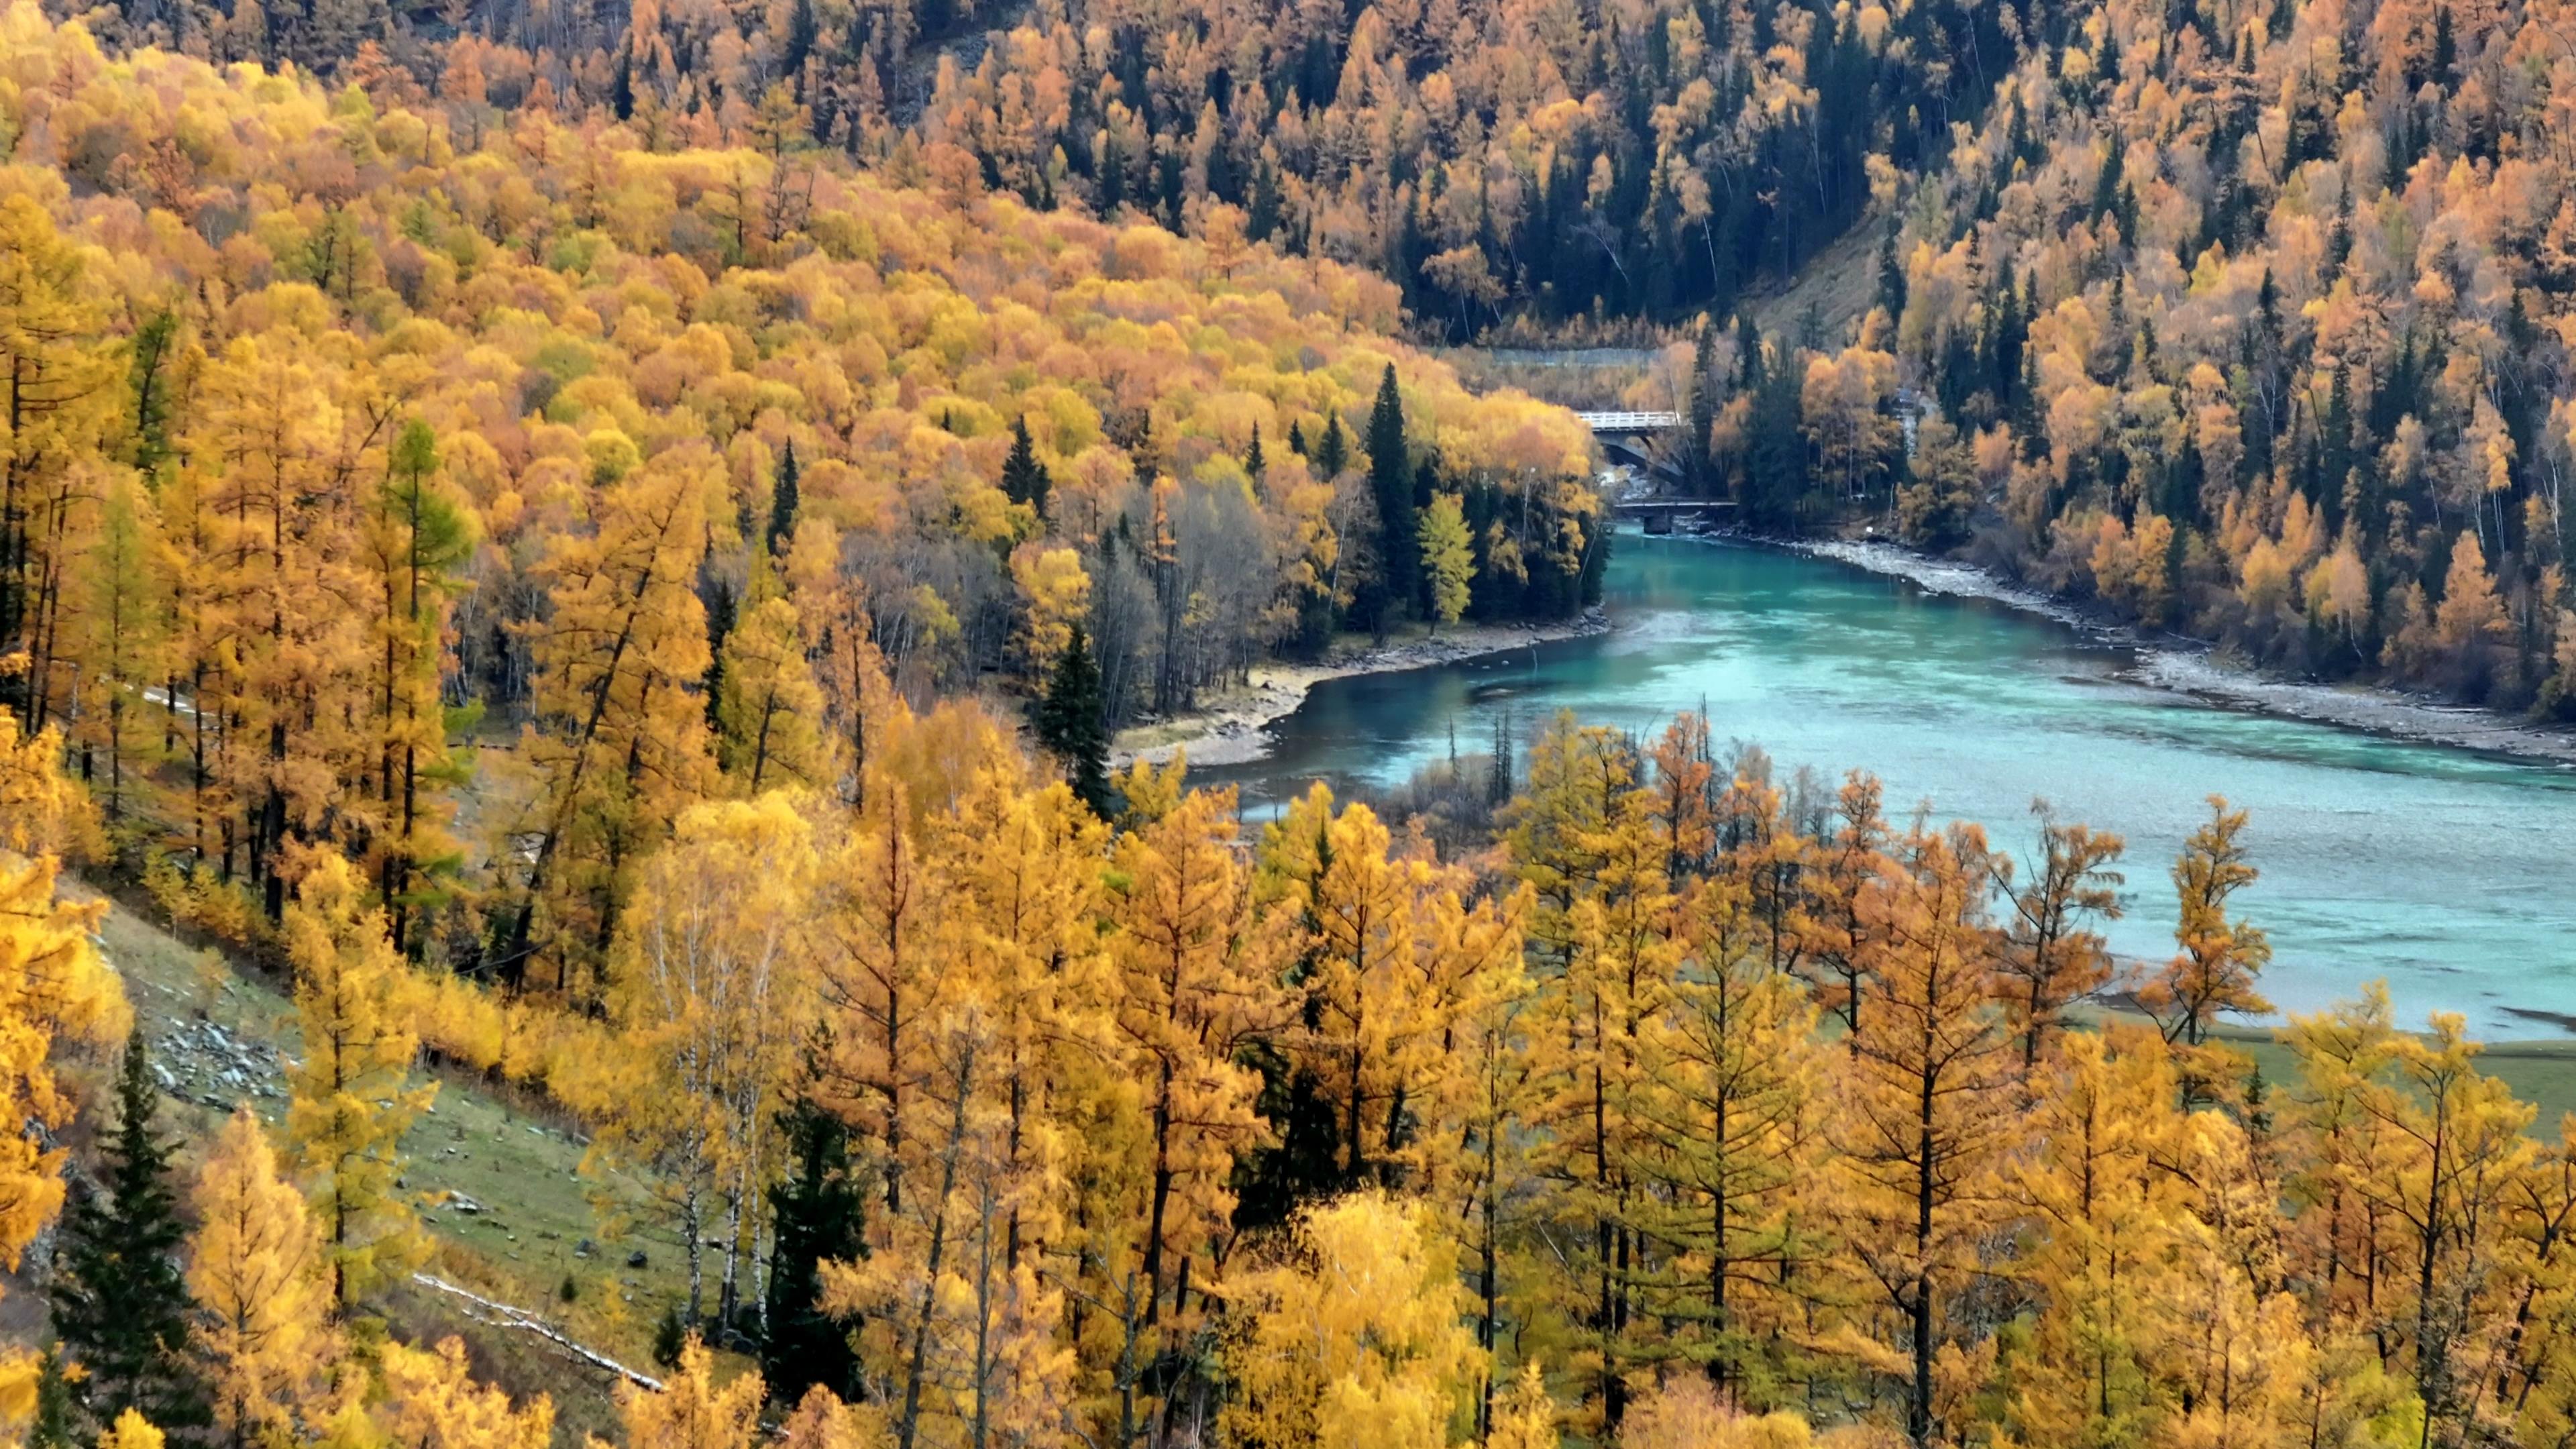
[1883,0,2576,714]
[46,0,2029,337]
[0,0,1601,978]
[1645,0,2576,714]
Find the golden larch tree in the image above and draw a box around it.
[716,593,826,793]
[1106,780,1288,1340]
[2140,796,2271,1102]
[1634,860,1825,1400]
[1832,821,2015,1448]
[486,447,719,996]
[362,417,478,955]
[188,1108,331,1448]
[374,1336,555,1449]
[281,847,437,1309]
[1220,1191,1485,1449]
[1517,757,1676,1432]
[593,1339,763,1449]
[1998,1024,2196,1443]
[1990,804,2124,1077]
[0,707,129,1430]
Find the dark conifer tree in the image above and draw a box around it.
[1287,418,1308,456]
[1747,339,1810,531]
[1002,417,1052,518]
[702,580,737,732]
[1246,162,1283,241]
[1244,422,1266,484]
[1314,412,1347,478]
[767,439,801,557]
[1366,364,1415,628]
[28,1351,72,1449]
[761,1083,864,1406]
[1097,138,1126,213]
[2091,131,2125,226]
[1035,625,1113,817]
[127,311,180,478]
[1876,224,1907,323]
[782,0,817,78]
[1685,321,1719,494]
[50,1032,207,1438]
[1986,259,2025,400]
[2320,362,2355,535]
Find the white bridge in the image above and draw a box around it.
[1577,411,1684,433]
[1579,411,1727,530]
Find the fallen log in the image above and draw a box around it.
[409,1273,664,1392]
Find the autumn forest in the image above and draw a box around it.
[3,0,2576,1444]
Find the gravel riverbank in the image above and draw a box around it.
[1789,537,2576,767]
[1110,610,1614,769]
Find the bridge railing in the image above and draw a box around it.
[1576,411,1684,432]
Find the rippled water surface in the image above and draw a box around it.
[1208,531,2576,1038]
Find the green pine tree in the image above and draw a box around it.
[126,311,181,478]
[1244,421,1266,484]
[702,580,738,733]
[767,439,801,556]
[1876,223,1907,321]
[1002,417,1052,518]
[1685,321,1719,494]
[50,1031,208,1437]
[761,1085,865,1406]
[1366,364,1415,631]
[1314,412,1348,478]
[1747,338,1810,531]
[1034,625,1113,817]
[28,1349,72,1449]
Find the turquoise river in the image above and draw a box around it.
[1210,530,2576,1040]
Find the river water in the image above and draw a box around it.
[1209,531,2576,1039]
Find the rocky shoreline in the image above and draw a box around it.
[1788,536,2576,767]
[1110,610,1614,769]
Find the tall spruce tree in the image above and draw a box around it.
[28,1350,72,1449]
[50,1031,207,1436]
[1035,625,1113,817]
[1002,417,1052,518]
[1366,365,1415,630]
[1685,321,1719,494]
[767,439,800,556]
[1748,337,1811,531]
[761,1087,864,1405]
[1876,223,1907,321]
[1314,412,1348,478]
[702,580,738,733]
